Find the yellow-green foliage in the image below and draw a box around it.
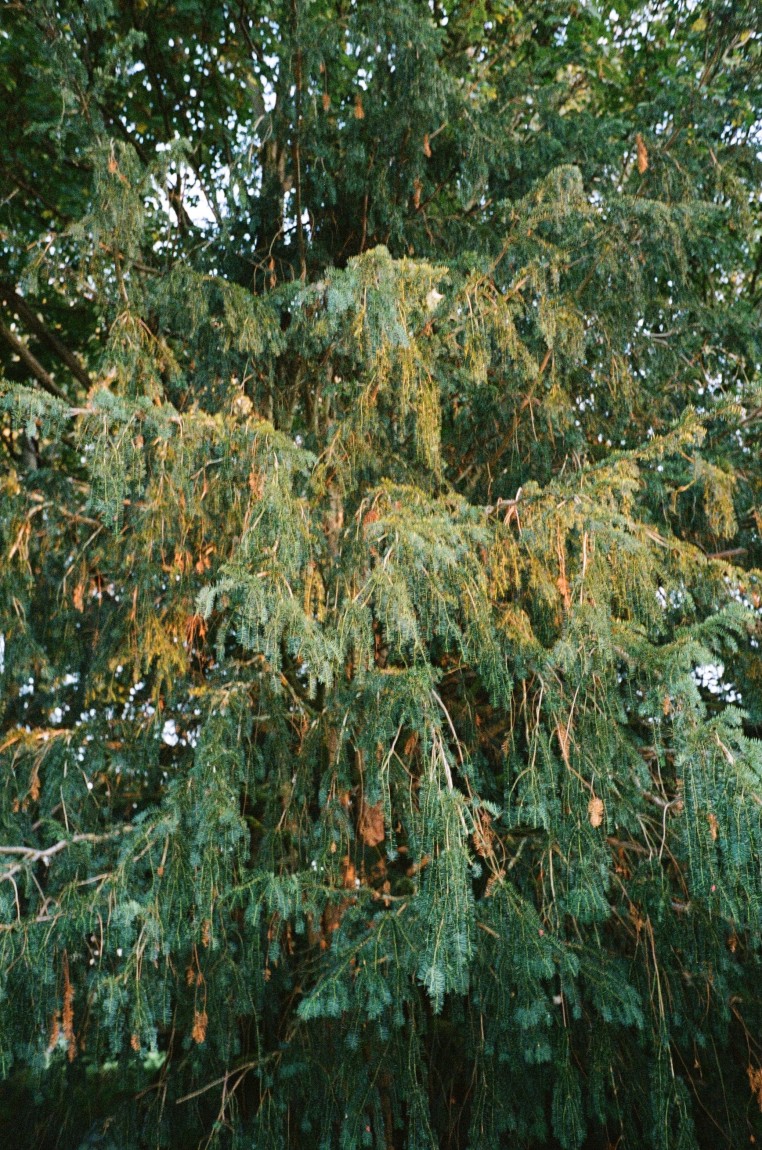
[1,2,762,1148]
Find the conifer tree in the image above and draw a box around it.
[1,2,762,1147]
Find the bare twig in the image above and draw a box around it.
[0,826,135,882]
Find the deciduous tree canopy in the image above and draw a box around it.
[1,2,762,1147]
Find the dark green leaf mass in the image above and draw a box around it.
[1,1,762,1147]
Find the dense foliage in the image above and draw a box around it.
[2,1,762,1146]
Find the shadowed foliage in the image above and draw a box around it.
[1,2,762,1147]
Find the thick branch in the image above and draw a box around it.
[1,284,92,389]
[291,0,307,281]
[0,317,65,399]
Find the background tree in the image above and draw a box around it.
[1,1,762,1147]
